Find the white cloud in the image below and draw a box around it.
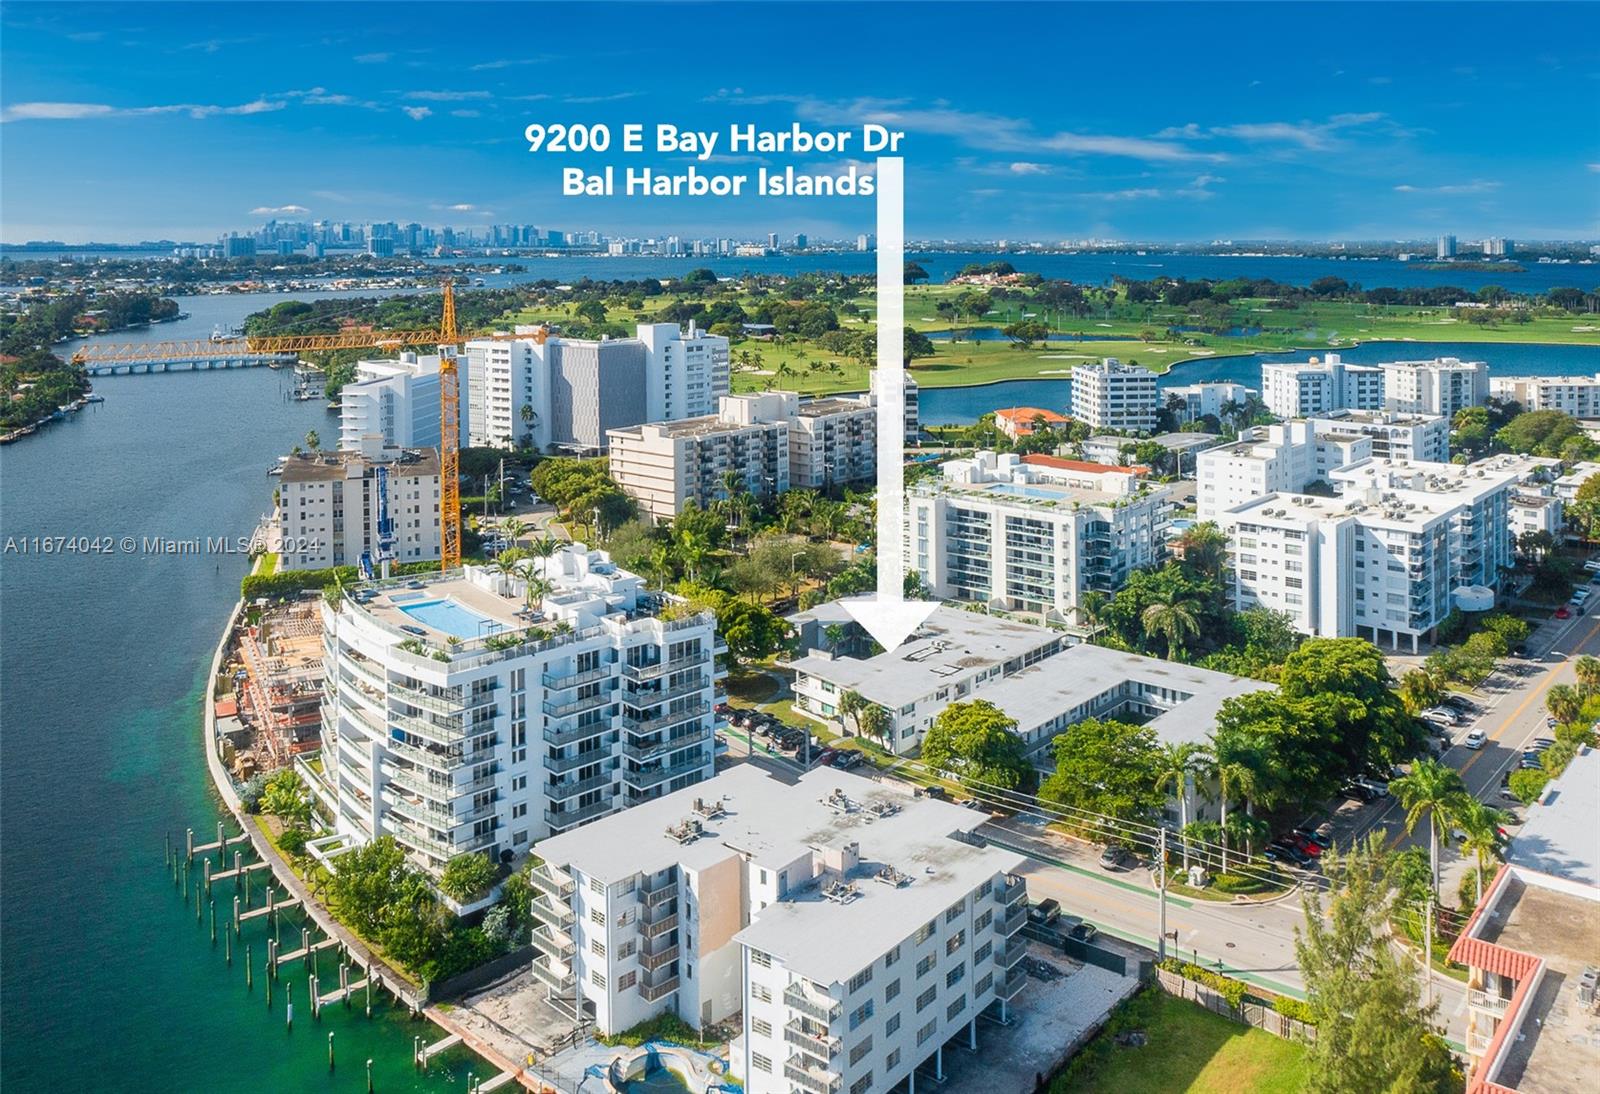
[563,91,640,104]
[404,90,491,102]
[1008,162,1051,175]
[1588,163,1600,173]
[1,98,285,122]
[354,52,390,64]
[449,203,478,211]
[450,109,481,118]
[1157,112,1388,151]
[251,204,310,216]
[1393,179,1501,194]
[402,106,432,121]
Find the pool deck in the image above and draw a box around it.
[364,577,529,640]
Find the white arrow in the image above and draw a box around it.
[842,157,938,651]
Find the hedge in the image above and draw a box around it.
[241,560,439,601]
[1158,958,1250,1009]
[1272,995,1317,1024]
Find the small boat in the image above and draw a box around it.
[84,394,105,403]
[267,464,284,476]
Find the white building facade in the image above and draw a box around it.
[1196,422,1371,521]
[1489,374,1600,418]
[1259,354,1383,418]
[1070,359,1159,432]
[1163,381,1256,422]
[309,548,723,890]
[637,322,731,424]
[1382,357,1488,418]
[278,448,441,569]
[1306,411,1450,464]
[337,353,445,452]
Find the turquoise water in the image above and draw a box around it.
[398,598,503,638]
[989,483,1066,500]
[0,365,489,1092]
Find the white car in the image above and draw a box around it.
[1421,707,1459,726]
[1463,729,1487,750]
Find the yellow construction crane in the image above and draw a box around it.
[436,283,462,570]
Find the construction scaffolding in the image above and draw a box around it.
[236,601,326,768]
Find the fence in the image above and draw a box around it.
[1153,967,1318,1044]
[1021,922,1150,978]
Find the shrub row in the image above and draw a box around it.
[241,560,438,601]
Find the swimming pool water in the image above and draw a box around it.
[397,597,503,638]
[989,483,1063,500]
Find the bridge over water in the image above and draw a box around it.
[76,340,297,376]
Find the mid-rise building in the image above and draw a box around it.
[1070,359,1159,432]
[608,391,877,522]
[1259,354,1383,418]
[1437,234,1457,259]
[529,764,1030,1094]
[1554,461,1600,502]
[908,451,1171,621]
[1448,745,1600,1094]
[1196,422,1371,521]
[1306,410,1450,464]
[337,352,445,452]
[1490,374,1600,419]
[309,547,723,892]
[1220,455,1542,649]
[870,368,919,439]
[1382,357,1488,418]
[465,322,727,453]
[1162,381,1256,422]
[278,448,441,569]
[1481,237,1512,257]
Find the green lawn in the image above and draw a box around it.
[1051,987,1308,1094]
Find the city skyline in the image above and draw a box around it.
[2,2,1597,243]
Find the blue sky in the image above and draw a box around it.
[2,1,1597,243]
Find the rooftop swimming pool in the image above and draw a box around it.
[988,482,1064,500]
[397,598,503,639]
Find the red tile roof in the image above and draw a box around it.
[1021,454,1145,476]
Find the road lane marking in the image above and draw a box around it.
[1459,615,1600,780]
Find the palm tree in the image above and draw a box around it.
[649,545,673,591]
[1575,655,1600,695]
[1456,798,1508,906]
[1392,758,1470,903]
[500,517,529,549]
[838,689,866,736]
[1181,820,1223,873]
[1154,743,1203,870]
[518,561,552,615]
[530,534,561,564]
[1077,590,1109,633]
[1547,683,1582,725]
[823,623,847,652]
[1142,598,1202,662]
[1225,812,1271,861]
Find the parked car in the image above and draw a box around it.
[1098,846,1133,871]
[1441,693,1477,713]
[1027,898,1061,926]
[1584,558,1600,573]
[1270,840,1315,867]
[1556,606,1573,619]
[1520,753,1546,770]
[1421,707,1459,726]
[1294,826,1333,849]
[1353,775,1390,798]
[1342,781,1377,803]
[1529,737,1555,752]
[1289,834,1325,857]
[1067,920,1099,944]
[1463,729,1488,750]
[814,748,838,768]
[832,751,864,770]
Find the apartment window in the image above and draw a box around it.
[947,995,967,1020]
[915,986,937,1013]
[848,967,873,993]
[589,877,604,895]
[618,940,635,958]
[975,972,993,996]
[618,971,636,990]
[591,940,606,958]
[848,1001,874,1031]
[751,1053,771,1074]
[885,1013,900,1036]
[946,930,965,956]
[884,978,901,1003]
[752,983,771,1003]
[850,1076,873,1094]
[752,1018,772,1038]
[978,879,993,899]
[916,954,936,979]
[944,902,964,924]
[590,971,606,989]
[884,944,901,968]
[849,1036,873,1066]
[917,1020,938,1046]
[975,909,992,932]
[590,909,605,927]
[751,950,771,969]
[974,941,992,964]
[946,965,966,989]
[914,921,935,945]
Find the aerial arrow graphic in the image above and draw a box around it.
[842,157,939,651]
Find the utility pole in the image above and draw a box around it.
[1158,827,1169,961]
[1424,895,1434,1010]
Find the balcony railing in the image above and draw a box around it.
[543,690,614,719]
[621,728,707,764]
[640,878,678,907]
[543,720,609,749]
[999,875,1026,907]
[546,772,614,802]
[638,942,679,971]
[999,967,1028,999]
[548,748,607,775]
[619,702,710,738]
[621,757,705,790]
[638,912,679,939]
[1001,906,1027,936]
[530,863,575,900]
[783,1019,842,1061]
[530,892,574,929]
[1467,989,1511,1016]
[530,955,575,993]
[783,985,842,1023]
[995,939,1028,970]
[531,922,575,961]
[624,675,710,706]
[542,665,613,691]
[639,974,680,1002]
[622,654,703,682]
[544,799,614,830]
[783,1055,841,1094]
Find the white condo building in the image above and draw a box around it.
[529,764,1031,1094]
[278,448,441,569]
[1259,354,1383,418]
[1196,422,1371,521]
[909,451,1171,620]
[1163,381,1256,422]
[1220,455,1544,649]
[1070,359,1159,432]
[337,352,448,452]
[464,323,728,453]
[1306,410,1450,464]
[309,547,724,890]
[1382,357,1488,418]
[870,368,919,438]
[1490,374,1600,419]
[608,391,876,521]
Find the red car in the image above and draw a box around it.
[1290,834,1325,857]
[814,748,838,768]
[1556,607,1573,619]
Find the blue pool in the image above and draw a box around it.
[397,598,503,638]
[989,483,1064,500]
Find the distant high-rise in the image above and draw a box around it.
[1437,234,1457,259]
[766,232,778,250]
[856,232,874,251]
[1483,237,1512,257]
[220,233,256,258]
[793,232,807,250]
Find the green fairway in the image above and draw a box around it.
[1051,988,1309,1094]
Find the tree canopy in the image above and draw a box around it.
[920,700,1033,792]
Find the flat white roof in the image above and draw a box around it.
[1508,745,1600,889]
[786,606,1061,710]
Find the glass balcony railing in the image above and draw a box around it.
[782,985,842,1023]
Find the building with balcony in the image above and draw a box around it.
[1306,410,1450,464]
[1196,422,1371,521]
[1218,455,1543,649]
[1490,374,1600,419]
[1260,354,1383,418]
[1382,357,1488,418]
[529,764,1029,1094]
[1552,461,1600,502]
[1069,359,1159,432]
[309,544,723,894]
[1162,381,1257,423]
[907,451,1171,622]
[1447,745,1600,1094]
[789,396,877,490]
[337,352,449,452]
[277,447,441,569]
